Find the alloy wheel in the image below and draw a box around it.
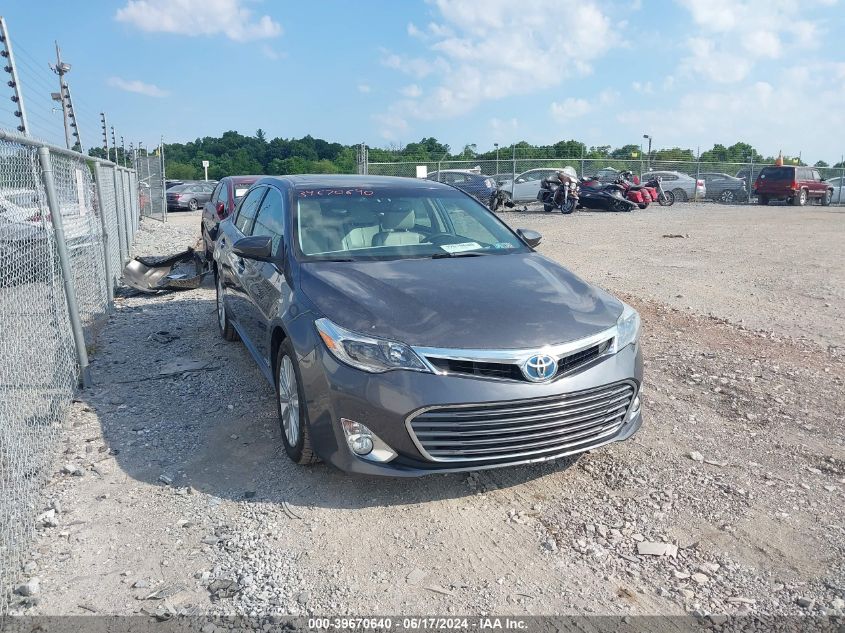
[278,355,300,447]
[720,190,735,203]
[189,199,198,211]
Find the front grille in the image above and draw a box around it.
[425,338,612,382]
[408,381,635,462]
[427,358,523,381]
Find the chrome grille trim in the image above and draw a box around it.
[406,381,636,463]
[412,326,617,383]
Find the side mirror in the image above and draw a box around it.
[233,235,274,262]
[216,202,226,218]
[516,228,542,248]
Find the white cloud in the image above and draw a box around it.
[107,76,168,97]
[615,61,845,160]
[676,0,829,83]
[115,0,281,42]
[400,84,423,98]
[358,84,372,94]
[632,80,654,94]
[378,0,617,137]
[550,98,592,122]
[261,45,286,61]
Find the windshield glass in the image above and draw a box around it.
[295,187,528,261]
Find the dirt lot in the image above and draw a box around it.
[14,203,845,623]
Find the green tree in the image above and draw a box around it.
[814,160,829,168]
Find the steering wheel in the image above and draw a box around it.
[426,233,460,245]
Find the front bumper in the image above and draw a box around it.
[297,333,643,476]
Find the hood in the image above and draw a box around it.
[300,253,622,349]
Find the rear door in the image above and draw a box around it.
[217,186,267,339]
[240,186,290,368]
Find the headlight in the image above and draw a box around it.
[315,318,430,374]
[484,178,495,188]
[614,303,641,352]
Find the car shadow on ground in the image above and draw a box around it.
[81,292,580,512]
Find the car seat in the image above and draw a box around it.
[371,204,424,247]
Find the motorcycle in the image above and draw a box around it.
[615,171,657,209]
[537,170,579,214]
[640,174,674,206]
[577,176,637,212]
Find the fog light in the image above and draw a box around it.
[340,418,397,463]
[629,395,641,418]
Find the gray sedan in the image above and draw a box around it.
[214,175,643,475]
[166,183,215,211]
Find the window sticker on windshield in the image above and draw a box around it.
[493,242,512,250]
[440,242,482,253]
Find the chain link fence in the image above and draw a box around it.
[367,156,845,208]
[0,129,138,615]
[136,154,166,221]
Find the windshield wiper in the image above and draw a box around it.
[431,251,490,259]
[317,257,356,262]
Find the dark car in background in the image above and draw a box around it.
[201,175,262,258]
[754,166,833,206]
[166,182,215,212]
[427,169,499,209]
[213,174,643,476]
[701,172,747,203]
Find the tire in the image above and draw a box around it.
[822,190,832,207]
[638,203,649,210]
[758,195,769,205]
[542,203,554,213]
[658,190,675,207]
[672,188,688,202]
[215,272,238,341]
[612,200,632,212]
[719,189,736,204]
[560,199,576,214]
[792,189,807,206]
[275,339,318,465]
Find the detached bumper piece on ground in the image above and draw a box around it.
[122,248,207,294]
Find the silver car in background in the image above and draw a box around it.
[642,170,706,202]
[499,167,576,203]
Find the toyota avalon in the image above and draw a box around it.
[214,175,643,476]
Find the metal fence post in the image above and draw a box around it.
[112,166,128,263]
[120,168,132,249]
[694,152,701,202]
[160,140,167,223]
[37,146,92,388]
[93,165,114,306]
[748,155,754,204]
[840,155,844,206]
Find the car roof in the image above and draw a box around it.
[224,175,263,183]
[257,174,456,191]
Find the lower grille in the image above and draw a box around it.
[407,381,635,463]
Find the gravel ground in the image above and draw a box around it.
[11,203,845,623]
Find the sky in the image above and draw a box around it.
[1,0,844,163]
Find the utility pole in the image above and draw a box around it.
[100,112,110,161]
[65,82,82,152]
[51,41,72,150]
[0,16,29,134]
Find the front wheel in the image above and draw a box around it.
[658,190,675,206]
[276,339,318,465]
[560,198,576,214]
[822,190,832,206]
[216,272,238,341]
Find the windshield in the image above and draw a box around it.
[295,187,528,261]
[759,167,794,180]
